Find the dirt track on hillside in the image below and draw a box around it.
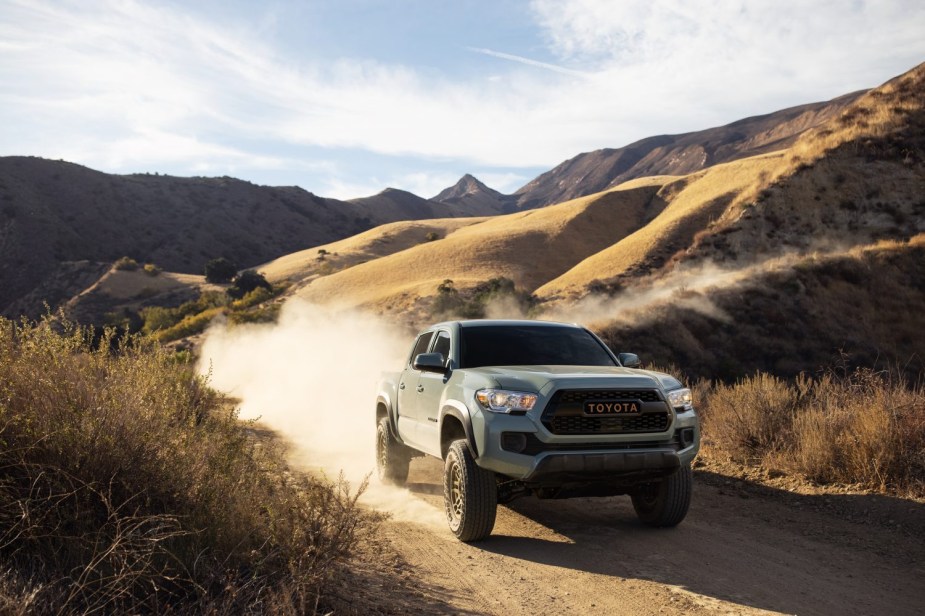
[374,457,925,615]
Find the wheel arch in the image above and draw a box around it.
[440,400,477,459]
[376,393,398,437]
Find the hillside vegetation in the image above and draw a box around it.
[0,158,489,318]
[697,365,925,497]
[0,317,376,613]
[296,181,666,313]
[282,62,924,379]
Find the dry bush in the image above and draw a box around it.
[790,368,925,492]
[700,366,925,495]
[700,373,800,461]
[0,316,376,613]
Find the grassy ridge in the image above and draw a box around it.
[0,317,374,614]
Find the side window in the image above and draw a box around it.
[431,331,451,360]
[408,332,434,367]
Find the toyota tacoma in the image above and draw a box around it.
[375,320,700,541]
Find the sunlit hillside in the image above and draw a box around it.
[294,181,666,312]
[259,217,487,288]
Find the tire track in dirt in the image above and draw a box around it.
[380,457,925,615]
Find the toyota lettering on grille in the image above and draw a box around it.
[584,400,643,415]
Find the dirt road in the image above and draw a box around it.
[375,457,925,615]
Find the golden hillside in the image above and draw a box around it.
[259,217,487,287]
[294,182,666,311]
[537,61,925,302]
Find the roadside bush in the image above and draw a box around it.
[0,316,376,613]
[702,373,800,460]
[699,366,925,495]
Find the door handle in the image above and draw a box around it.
[416,385,424,393]
[399,382,405,390]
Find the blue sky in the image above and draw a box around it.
[2,0,924,199]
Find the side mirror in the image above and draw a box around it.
[414,352,447,373]
[618,352,640,368]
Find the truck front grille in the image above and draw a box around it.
[548,413,670,434]
[542,388,670,435]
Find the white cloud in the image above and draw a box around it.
[1,0,924,195]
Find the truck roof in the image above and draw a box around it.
[427,319,581,330]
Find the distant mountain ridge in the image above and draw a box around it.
[431,91,866,212]
[0,74,890,319]
[0,158,482,317]
[431,174,515,214]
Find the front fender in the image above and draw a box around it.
[439,399,478,458]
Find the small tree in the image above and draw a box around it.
[228,270,271,299]
[204,257,238,283]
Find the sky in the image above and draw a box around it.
[1,0,924,200]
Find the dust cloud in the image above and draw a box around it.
[540,253,825,329]
[197,298,447,528]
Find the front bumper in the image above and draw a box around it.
[525,448,681,485]
[472,406,700,484]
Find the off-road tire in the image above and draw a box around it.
[377,417,410,485]
[631,463,692,527]
[443,440,497,541]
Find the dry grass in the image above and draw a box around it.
[0,316,377,613]
[699,366,925,496]
[296,183,665,312]
[259,217,485,285]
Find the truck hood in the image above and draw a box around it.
[469,365,683,395]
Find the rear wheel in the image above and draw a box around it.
[376,417,410,485]
[443,440,497,542]
[631,463,692,527]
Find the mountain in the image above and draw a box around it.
[0,158,481,317]
[289,62,925,377]
[511,91,865,210]
[431,174,514,214]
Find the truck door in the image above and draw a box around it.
[414,329,451,456]
[396,331,433,449]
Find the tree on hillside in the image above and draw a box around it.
[228,270,271,299]
[204,257,238,283]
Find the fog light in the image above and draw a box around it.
[501,432,528,453]
[679,428,695,447]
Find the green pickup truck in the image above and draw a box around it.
[375,320,700,541]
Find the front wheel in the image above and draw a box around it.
[631,463,693,527]
[376,417,410,485]
[443,440,497,542]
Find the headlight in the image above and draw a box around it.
[475,389,538,414]
[666,388,693,411]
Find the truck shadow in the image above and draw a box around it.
[440,468,925,616]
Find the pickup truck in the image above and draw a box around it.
[375,319,700,541]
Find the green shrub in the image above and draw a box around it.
[0,317,375,612]
[228,270,271,300]
[142,263,161,276]
[113,256,139,271]
[152,307,223,342]
[203,257,237,283]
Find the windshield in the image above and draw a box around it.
[459,325,618,368]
